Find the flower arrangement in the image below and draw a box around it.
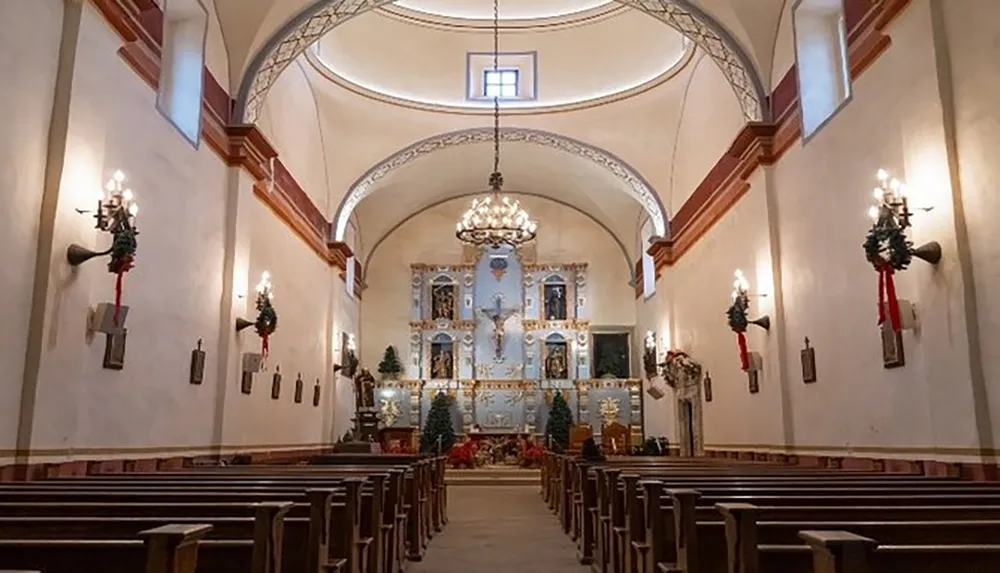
[661,350,703,388]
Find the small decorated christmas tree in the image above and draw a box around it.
[378,345,403,379]
[545,391,573,450]
[420,392,456,454]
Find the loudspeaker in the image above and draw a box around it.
[646,385,665,400]
[242,352,264,373]
[747,351,763,372]
[90,303,129,334]
[882,299,917,330]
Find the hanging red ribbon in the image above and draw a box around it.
[736,331,749,371]
[261,333,269,358]
[112,256,134,326]
[877,263,901,332]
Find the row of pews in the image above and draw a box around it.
[541,452,1000,573]
[0,452,447,573]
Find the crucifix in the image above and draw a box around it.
[478,295,518,361]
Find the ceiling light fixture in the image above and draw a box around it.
[455,0,537,248]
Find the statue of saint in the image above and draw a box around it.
[545,344,568,379]
[354,368,376,410]
[432,348,453,379]
[544,284,567,320]
[432,285,455,320]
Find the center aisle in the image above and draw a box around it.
[410,485,590,573]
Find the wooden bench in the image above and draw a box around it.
[0,524,217,573]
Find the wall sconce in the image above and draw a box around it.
[236,271,278,357]
[866,169,941,264]
[864,169,941,332]
[726,269,770,371]
[67,170,139,327]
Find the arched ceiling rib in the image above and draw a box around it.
[333,127,668,244]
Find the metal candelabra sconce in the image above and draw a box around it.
[864,169,940,332]
[67,170,140,266]
[67,170,139,328]
[726,269,769,372]
[867,169,941,264]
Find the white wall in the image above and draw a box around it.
[0,0,64,463]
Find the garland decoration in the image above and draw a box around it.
[107,222,137,326]
[253,274,278,357]
[661,350,703,388]
[863,209,912,332]
[726,291,750,371]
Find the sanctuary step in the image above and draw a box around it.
[446,466,541,487]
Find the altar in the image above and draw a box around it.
[374,244,644,443]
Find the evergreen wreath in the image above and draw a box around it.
[661,350,703,388]
[726,291,750,333]
[726,291,751,371]
[254,293,278,356]
[107,222,138,326]
[863,212,913,331]
[863,216,913,271]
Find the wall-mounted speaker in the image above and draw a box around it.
[89,303,129,334]
[242,352,263,373]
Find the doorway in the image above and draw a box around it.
[681,399,695,456]
[674,377,704,457]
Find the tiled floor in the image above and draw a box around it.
[409,486,590,573]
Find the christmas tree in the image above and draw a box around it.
[378,345,403,379]
[545,391,573,450]
[420,392,456,453]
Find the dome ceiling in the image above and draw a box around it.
[308,9,693,113]
[390,0,615,22]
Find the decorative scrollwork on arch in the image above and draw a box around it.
[235,0,766,124]
[332,127,669,241]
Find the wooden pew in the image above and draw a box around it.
[798,530,1000,573]
[0,480,364,573]
[0,524,214,573]
[716,503,1000,573]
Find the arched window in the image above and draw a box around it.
[793,0,851,140]
[157,0,208,146]
[640,219,656,298]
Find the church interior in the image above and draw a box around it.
[6,0,1000,567]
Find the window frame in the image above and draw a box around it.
[155,0,209,148]
[483,68,520,99]
[791,0,853,144]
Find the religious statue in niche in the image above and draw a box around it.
[544,339,569,380]
[430,335,455,379]
[431,282,456,321]
[354,368,376,410]
[478,295,518,362]
[544,277,568,320]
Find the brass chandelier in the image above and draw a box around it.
[455,0,537,248]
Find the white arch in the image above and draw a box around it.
[332,127,670,241]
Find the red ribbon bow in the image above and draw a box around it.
[736,331,749,371]
[877,263,901,332]
[261,333,269,358]
[112,255,135,326]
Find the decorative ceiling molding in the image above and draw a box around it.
[234,0,767,124]
[331,127,669,241]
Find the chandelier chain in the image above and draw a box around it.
[492,0,500,183]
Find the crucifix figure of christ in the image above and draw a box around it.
[478,296,519,361]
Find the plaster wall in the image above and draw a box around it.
[940,0,1000,450]
[28,4,230,459]
[221,199,333,448]
[0,0,64,463]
